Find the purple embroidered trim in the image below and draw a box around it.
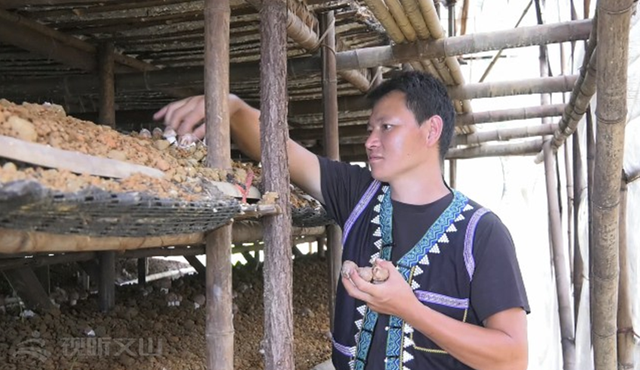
[342,180,381,245]
[414,290,469,309]
[332,336,355,357]
[464,207,490,281]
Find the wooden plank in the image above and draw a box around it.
[0,135,165,179]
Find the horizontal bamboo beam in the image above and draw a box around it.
[448,75,578,100]
[336,19,592,70]
[447,138,544,159]
[455,123,558,145]
[456,104,565,126]
[0,228,204,255]
[0,223,326,256]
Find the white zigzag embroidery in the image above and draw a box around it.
[403,324,414,334]
[371,215,380,225]
[378,194,384,202]
[355,319,363,330]
[403,351,414,363]
[463,204,474,212]
[455,213,465,222]
[349,359,356,370]
[373,227,381,237]
[374,204,381,213]
[430,244,440,254]
[382,185,389,193]
[370,252,380,261]
[357,305,367,316]
[374,239,383,249]
[413,266,423,276]
[419,254,430,265]
[438,233,449,244]
[403,337,415,348]
[404,366,412,370]
[446,223,457,233]
[411,281,420,290]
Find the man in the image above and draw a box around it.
[155,71,530,370]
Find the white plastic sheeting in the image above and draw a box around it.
[455,1,639,369]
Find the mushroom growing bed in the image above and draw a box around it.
[0,100,330,239]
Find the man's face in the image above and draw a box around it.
[365,91,431,183]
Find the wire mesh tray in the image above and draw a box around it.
[291,205,333,227]
[0,180,241,237]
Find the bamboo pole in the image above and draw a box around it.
[260,1,294,369]
[564,140,574,279]
[591,1,633,368]
[617,175,634,370]
[455,123,559,146]
[445,138,544,159]
[336,19,592,71]
[321,11,343,332]
[456,104,565,126]
[203,1,234,369]
[572,130,586,324]
[533,15,598,163]
[544,140,577,370]
[363,0,407,43]
[448,75,579,100]
[98,42,116,128]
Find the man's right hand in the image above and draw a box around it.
[153,95,206,139]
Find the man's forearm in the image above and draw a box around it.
[403,301,528,370]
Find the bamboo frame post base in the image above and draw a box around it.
[137,258,148,285]
[98,251,116,312]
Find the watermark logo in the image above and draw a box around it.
[12,338,52,363]
[61,337,164,358]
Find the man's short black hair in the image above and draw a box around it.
[366,71,455,162]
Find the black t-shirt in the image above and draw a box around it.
[319,157,530,370]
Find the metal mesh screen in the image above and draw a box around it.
[0,180,240,237]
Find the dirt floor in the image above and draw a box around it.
[0,255,332,370]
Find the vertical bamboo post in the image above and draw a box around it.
[97,251,115,312]
[203,1,233,370]
[137,257,147,285]
[446,0,457,190]
[260,1,294,369]
[571,132,585,322]
[97,42,116,313]
[321,10,343,332]
[617,175,633,370]
[591,1,632,369]
[448,159,457,188]
[543,140,576,370]
[98,42,115,128]
[537,3,576,368]
[564,141,574,278]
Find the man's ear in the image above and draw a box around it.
[424,115,444,146]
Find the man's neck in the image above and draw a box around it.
[388,165,450,205]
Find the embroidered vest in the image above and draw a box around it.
[332,181,490,370]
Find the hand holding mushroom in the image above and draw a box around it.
[341,259,390,284]
[340,258,421,319]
